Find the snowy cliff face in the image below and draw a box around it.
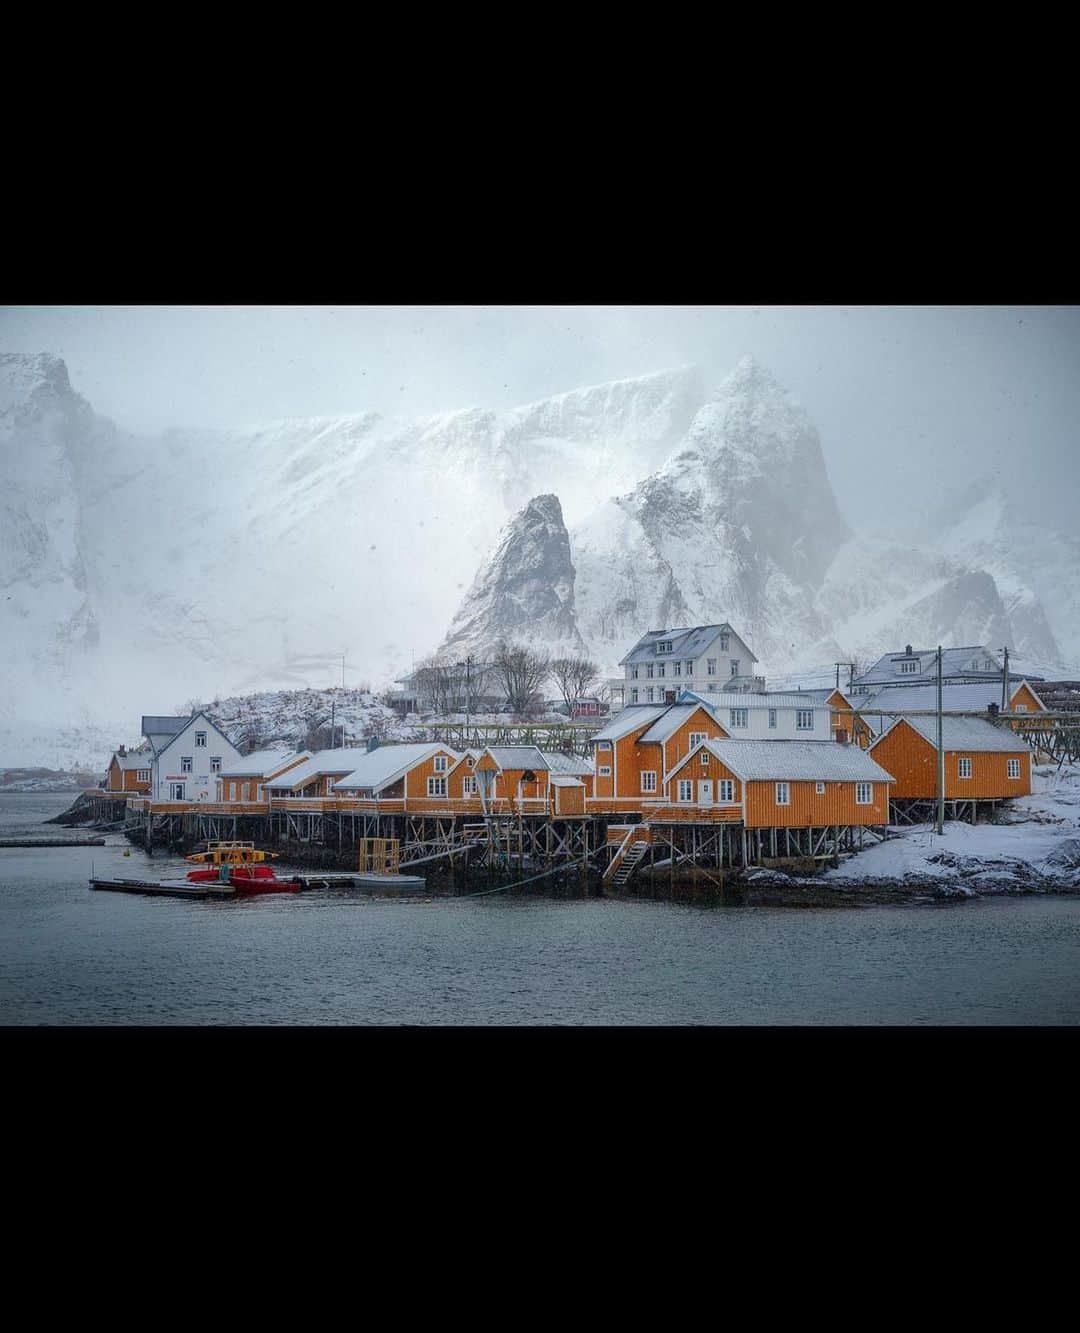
[441,494,584,658]
[572,357,848,667]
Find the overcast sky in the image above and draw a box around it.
[2,304,1078,527]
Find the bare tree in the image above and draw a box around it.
[492,642,551,716]
[413,655,457,715]
[550,657,600,715]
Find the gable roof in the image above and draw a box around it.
[871,715,1032,754]
[331,743,451,793]
[677,689,828,712]
[852,646,1046,689]
[849,681,1047,736]
[264,746,386,790]
[112,750,154,771]
[666,739,896,786]
[539,750,594,776]
[590,704,670,743]
[148,710,237,758]
[637,703,721,744]
[620,623,757,666]
[480,746,549,772]
[219,749,310,779]
[141,715,188,748]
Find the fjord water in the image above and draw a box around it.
[2,794,1078,1025]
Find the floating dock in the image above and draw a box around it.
[2,837,106,848]
[89,876,236,899]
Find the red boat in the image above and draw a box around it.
[185,864,304,895]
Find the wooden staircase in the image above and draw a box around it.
[603,824,652,888]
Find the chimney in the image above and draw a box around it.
[118,744,126,757]
[835,728,849,746]
[905,645,913,656]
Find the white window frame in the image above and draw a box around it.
[730,660,740,676]
[718,779,734,802]
[194,731,207,747]
[434,755,448,772]
[463,775,478,795]
[598,765,612,777]
[719,633,730,652]
[899,660,919,674]
[630,688,639,703]
[701,752,710,765]
[641,770,657,793]
[1014,704,1028,713]
[685,661,693,675]
[768,709,777,729]
[689,732,706,748]
[674,661,682,676]
[707,658,717,676]
[181,756,193,774]
[657,662,665,678]
[796,709,814,731]
[631,666,639,679]
[1007,758,1021,779]
[677,779,693,802]
[816,781,826,794]
[775,782,790,806]
[427,776,448,797]
[855,782,872,804]
[730,709,748,729]
[656,641,672,654]
[137,768,150,783]
[646,663,654,678]
[170,782,185,801]
[958,757,972,779]
[597,740,612,751]
[210,756,222,773]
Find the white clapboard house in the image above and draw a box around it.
[620,623,761,704]
[140,711,242,803]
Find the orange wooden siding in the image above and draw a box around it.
[403,749,463,800]
[661,751,743,805]
[827,690,873,748]
[870,721,1032,800]
[1010,683,1045,713]
[596,707,730,801]
[552,784,586,815]
[743,779,888,827]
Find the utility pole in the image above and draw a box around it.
[465,655,472,744]
[1001,645,1010,712]
[330,700,336,750]
[936,645,945,836]
[342,655,346,691]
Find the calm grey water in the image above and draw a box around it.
[1,793,1078,1024]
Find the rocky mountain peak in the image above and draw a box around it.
[441,493,585,658]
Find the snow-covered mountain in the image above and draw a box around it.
[3,348,1077,767]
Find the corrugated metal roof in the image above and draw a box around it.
[265,746,391,789]
[141,715,188,738]
[637,704,714,743]
[692,739,896,783]
[219,749,307,778]
[332,744,448,792]
[875,715,1031,753]
[853,645,1013,687]
[483,746,549,770]
[590,705,670,742]
[678,689,828,712]
[540,751,593,775]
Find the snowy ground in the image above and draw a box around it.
[811,764,1080,894]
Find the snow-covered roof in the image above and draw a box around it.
[852,646,1044,689]
[540,751,593,776]
[141,715,188,739]
[219,749,308,778]
[637,703,717,744]
[549,775,585,788]
[677,689,827,712]
[850,682,1045,736]
[482,746,549,771]
[872,715,1032,754]
[331,743,449,792]
[619,623,757,666]
[113,750,153,771]
[670,739,895,785]
[264,746,384,790]
[590,704,670,743]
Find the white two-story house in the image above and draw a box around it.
[677,689,832,740]
[143,711,242,803]
[620,624,761,705]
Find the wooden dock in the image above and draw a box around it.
[2,837,106,848]
[89,876,236,899]
[89,872,428,899]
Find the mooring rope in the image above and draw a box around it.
[457,854,597,898]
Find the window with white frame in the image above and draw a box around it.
[719,633,730,651]
[137,769,150,782]
[719,779,734,801]
[630,688,639,703]
[599,765,612,777]
[598,740,612,750]
[657,663,665,678]
[463,775,478,795]
[195,731,207,747]
[646,663,654,678]
[707,658,717,675]
[700,751,709,765]
[677,779,693,801]
[1014,704,1028,713]
[656,641,672,654]
[181,756,192,773]
[730,660,740,676]
[855,782,872,804]
[729,708,748,728]
[211,756,221,773]
[775,782,790,806]
[631,666,639,679]
[645,687,654,702]
[434,755,448,772]
[689,732,706,748]
[768,709,777,729]
[816,781,825,794]
[641,771,657,793]
[796,709,814,731]
[685,661,693,675]
[1007,758,1021,779]
[958,757,972,779]
[899,660,919,674]
[674,661,682,676]
[467,756,475,767]
[427,777,448,797]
